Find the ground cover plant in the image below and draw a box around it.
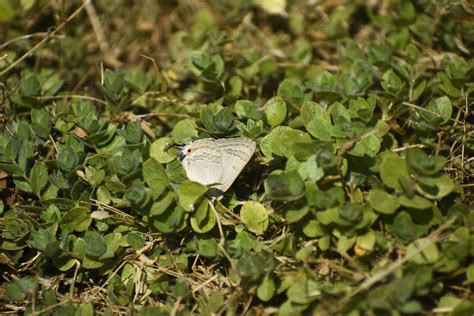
[0,0,473,314]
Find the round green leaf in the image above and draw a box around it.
[416,175,454,200]
[190,199,216,233]
[379,153,410,192]
[422,96,452,125]
[240,201,269,235]
[257,274,276,302]
[467,264,474,281]
[277,79,304,106]
[150,137,175,164]
[235,99,262,121]
[177,181,208,212]
[171,119,198,144]
[301,101,332,141]
[368,189,400,214]
[268,126,311,158]
[356,230,376,254]
[152,205,186,233]
[83,231,106,258]
[264,96,287,127]
[407,238,439,264]
[127,232,145,251]
[60,207,91,232]
[143,158,170,198]
[399,194,433,209]
[287,279,321,304]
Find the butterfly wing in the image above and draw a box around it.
[216,138,256,192]
[181,139,223,187]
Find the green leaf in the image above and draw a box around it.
[75,304,94,316]
[84,166,105,187]
[200,104,236,135]
[83,231,106,258]
[357,134,381,157]
[407,238,439,264]
[264,171,304,201]
[421,96,452,125]
[152,204,185,233]
[286,206,310,223]
[60,207,91,232]
[264,96,287,127]
[406,148,445,176]
[257,274,276,302]
[399,194,433,209]
[0,0,15,22]
[18,140,33,172]
[57,148,78,173]
[263,126,311,158]
[381,69,404,95]
[387,211,428,244]
[306,71,341,103]
[150,137,176,164]
[0,162,24,176]
[118,121,142,144]
[143,158,169,198]
[302,220,327,238]
[235,99,262,121]
[237,253,266,282]
[240,201,269,235]
[31,108,52,139]
[171,119,199,144]
[127,232,145,251]
[355,230,376,255]
[177,181,208,211]
[277,79,304,106]
[287,279,321,304]
[125,181,149,210]
[379,152,410,192]
[404,43,420,64]
[416,174,454,200]
[190,198,216,233]
[28,229,56,252]
[20,73,41,96]
[198,238,219,258]
[150,191,175,216]
[467,264,474,282]
[368,189,400,214]
[4,277,36,301]
[348,97,375,122]
[13,177,33,192]
[227,76,243,98]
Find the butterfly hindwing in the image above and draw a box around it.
[215,138,256,192]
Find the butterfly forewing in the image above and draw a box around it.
[181,139,223,187]
[215,138,256,192]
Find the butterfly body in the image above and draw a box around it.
[178,138,256,192]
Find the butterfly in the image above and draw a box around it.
[177,138,256,193]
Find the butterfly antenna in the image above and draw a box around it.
[163,142,183,152]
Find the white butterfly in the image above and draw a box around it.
[178,138,256,193]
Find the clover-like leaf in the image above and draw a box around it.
[177,181,208,212]
[240,201,269,235]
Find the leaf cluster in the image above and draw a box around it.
[0,0,473,315]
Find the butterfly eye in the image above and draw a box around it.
[187,148,192,154]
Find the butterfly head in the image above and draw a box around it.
[177,139,217,162]
[177,145,191,161]
[177,142,201,161]
[163,142,187,162]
